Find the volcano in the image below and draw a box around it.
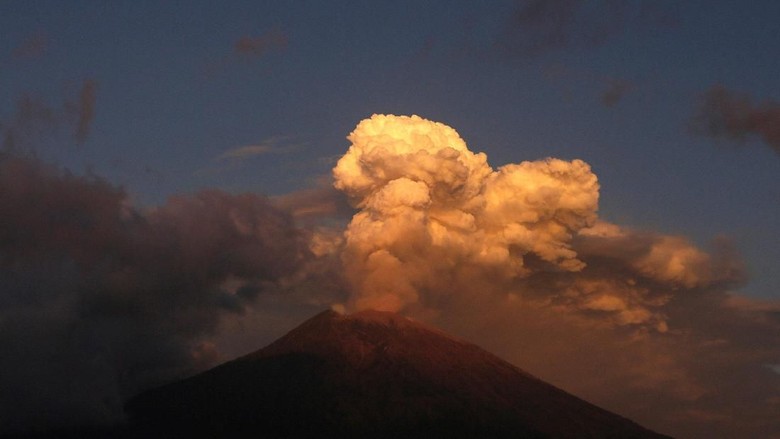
[126,310,669,438]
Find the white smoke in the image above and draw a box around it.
[333,114,599,312]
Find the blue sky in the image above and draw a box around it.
[7,1,774,298]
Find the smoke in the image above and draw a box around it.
[330,114,746,330]
[3,111,777,437]
[0,153,312,433]
[692,84,780,154]
[333,114,598,312]
[330,114,780,438]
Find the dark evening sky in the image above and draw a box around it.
[1,1,779,438]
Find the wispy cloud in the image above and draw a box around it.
[217,137,301,161]
[70,79,98,143]
[202,28,289,79]
[691,84,780,154]
[1,78,97,151]
[12,33,47,59]
[234,29,288,58]
[601,78,634,107]
[493,0,679,59]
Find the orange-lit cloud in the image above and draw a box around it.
[330,115,743,332]
[322,115,780,438]
[333,114,599,312]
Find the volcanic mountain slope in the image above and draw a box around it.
[127,310,670,438]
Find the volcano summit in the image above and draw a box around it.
[125,310,668,438]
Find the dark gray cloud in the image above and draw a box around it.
[0,153,312,434]
[692,84,780,154]
[601,78,633,107]
[494,0,678,58]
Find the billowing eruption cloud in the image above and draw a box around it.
[692,84,780,154]
[0,153,312,434]
[334,114,596,312]
[3,113,778,438]
[331,115,738,329]
[331,115,780,437]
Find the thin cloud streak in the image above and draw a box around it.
[234,29,288,58]
[72,79,97,143]
[214,136,302,164]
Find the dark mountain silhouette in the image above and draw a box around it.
[125,309,670,438]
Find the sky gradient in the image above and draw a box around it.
[1,1,779,438]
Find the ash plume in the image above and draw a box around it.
[333,114,596,313]
[329,115,780,437]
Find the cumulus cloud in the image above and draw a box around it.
[329,114,780,437]
[330,114,743,331]
[4,111,778,437]
[333,114,599,312]
[692,84,780,154]
[0,153,313,434]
